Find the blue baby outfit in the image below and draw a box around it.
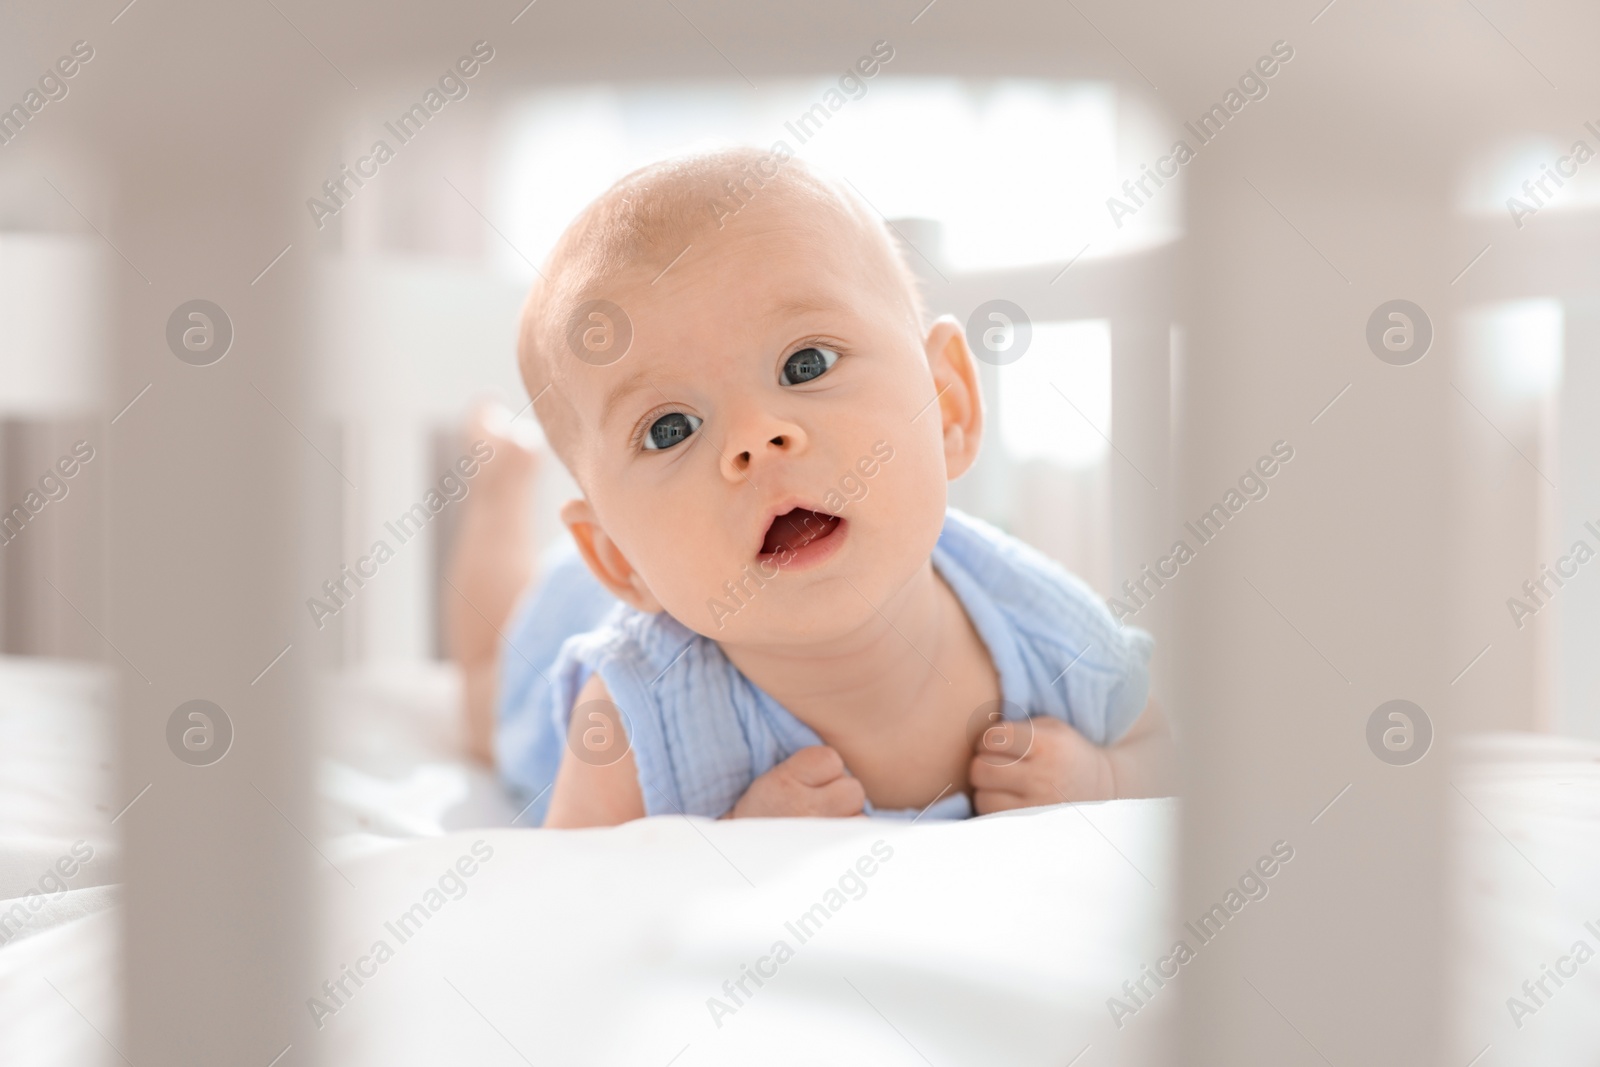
[496,507,1154,825]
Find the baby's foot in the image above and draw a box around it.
[467,401,540,495]
[448,400,541,764]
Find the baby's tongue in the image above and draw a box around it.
[761,508,836,555]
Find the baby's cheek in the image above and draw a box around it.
[870,443,949,528]
[651,542,725,610]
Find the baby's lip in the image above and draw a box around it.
[755,498,841,558]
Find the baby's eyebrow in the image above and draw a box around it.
[600,373,651,428]
[762,295,838,322]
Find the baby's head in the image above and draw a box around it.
[518,147,984,646]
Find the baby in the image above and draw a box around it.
[451,147,1172,826]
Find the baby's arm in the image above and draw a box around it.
[968,699,1175,815]
[1098,699,1175,799]
[544,673,866,826]
[544,673,646,827]
[540,675,870,825]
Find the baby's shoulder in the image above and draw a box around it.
[936,508,1135,658]
[573,600,704,681]
[936,508,1153,744]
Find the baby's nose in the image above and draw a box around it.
[726,433,788,474]
[720,413,805,481]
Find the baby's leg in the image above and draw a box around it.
[445,404,539,764]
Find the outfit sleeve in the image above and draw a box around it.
[1074,615,1154,745]
[493,541,620,820]
[1022,553,1155,747]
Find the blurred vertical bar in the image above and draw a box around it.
[1112,314,1173,691]
[1559,303,1600,738]
[1173,145,1455,1062]
[80,2,325,1063]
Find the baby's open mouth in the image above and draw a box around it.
[759,507,842,557]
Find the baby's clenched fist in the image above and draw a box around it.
[969,716,1115,815]
[726,745,866,819]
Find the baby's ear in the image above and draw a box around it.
[559,498,664,614]
[922,315,984,480]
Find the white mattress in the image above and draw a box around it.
[5,657,1599,1065]
[314,800,1175,1066]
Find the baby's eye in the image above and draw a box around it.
[779,346,839,386]
[643,411,701,451]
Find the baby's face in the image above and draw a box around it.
[560,206,959,646]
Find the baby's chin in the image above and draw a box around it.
[679,587,877,647]
[667,548,930,648]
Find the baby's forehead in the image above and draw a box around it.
[582,196,902,340]
[592,233,898,405]
[570,233,866,397]
[646,211,878,304]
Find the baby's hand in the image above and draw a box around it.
[726,746,866,819]
[969,717,1115,815]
